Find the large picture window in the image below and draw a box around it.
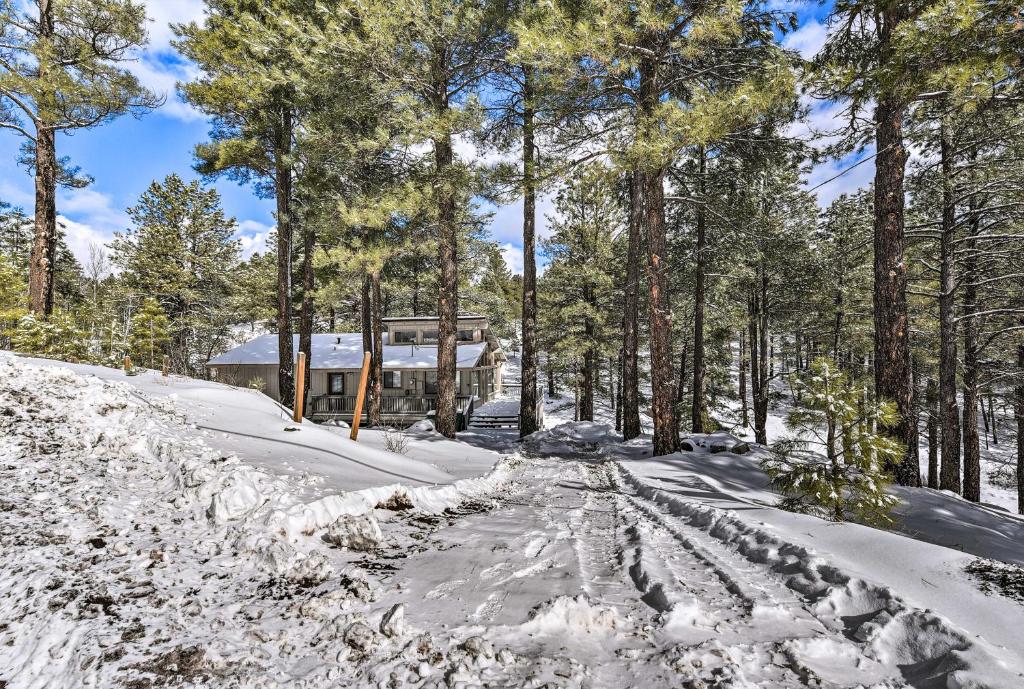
[384,371,402,389]
[457,329,475,342]
[422,329,438,343]
[393,330,416,344]
[424,371,438,394]
[328,373,345,395]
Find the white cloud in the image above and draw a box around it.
[127,1,207,121]
[484,193,557,246]
[141,1,206,53]
[58,187,130,235]
[235,219,273,259]
[783,18,829,60]
[500,243,524,275]
[57,216,114,268]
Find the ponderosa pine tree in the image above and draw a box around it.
[539,164,620,421]
[175,0,313,405]
[110,175,239,375]
[0,0,157,316]
[337,0,505,438]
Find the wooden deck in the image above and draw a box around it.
[309,394,475,429]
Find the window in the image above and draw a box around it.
[328,373,345,395]
[457,329,475,342]
[384,371,402,388]
[393,330,416,344]
[422,329,438,343]
[424,371,438,394]
[456,371,462,390]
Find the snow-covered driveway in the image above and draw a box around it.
[2,356,1022,688]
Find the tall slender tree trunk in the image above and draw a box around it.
[961,220,981,502]
[361,274,375,420]
[739,331,749,429]
[370,272,383,427]
[274,109,294,406]
[691,146,708,433]
[748,275,769,445]
[28,1,56,316]
[926,378,939,489]
[580,284,596,421]
[432,61,458,438]
[756,274,769,443]
[519,64,540,437]
[547,365,556,397]
[615,351,623,432]
[937,115,961,493]
[872,8,917,486]
[299,220,314,415]
[988,391,998,445]
[1015,343,1024,514]
[622,170,642,440]
[643,159,678,454]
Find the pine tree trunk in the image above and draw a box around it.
[961,224,981,502]
[29,128,58,317]
[739,331,749,429]
[28,1,56,316]
[748,291,768,444]
[926,377,939,489]
[1015,343,1024,515]
[274,109,294,406]
[643,160,678,455]
[615,351,623,433]
[519,64,540,437]
[756,274,769,443]
[872,91,917,486]
[361,274,375,417]
[581,286,595,421]
[691,146,707,433]
[299,220,315,415]
[622,169,642,440]
[938,115,961,493]
[432,78,458,438]
[980,396,989,451]
[548,365,556,397]
[988,391,998,445]
[370,272,383,427]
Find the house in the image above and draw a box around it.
[206,314,506,425]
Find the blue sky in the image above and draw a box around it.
[1,0,854,274]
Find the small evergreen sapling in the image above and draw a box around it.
[761,358,901,525]
[128,298,171,370]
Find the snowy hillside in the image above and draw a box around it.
[2,355,1023,688]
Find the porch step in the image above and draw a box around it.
[469,414,520,429]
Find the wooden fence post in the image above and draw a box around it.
[123,355,131,373]
[293,351,307,423]
[350,351,372,441]
[162,355,169,378]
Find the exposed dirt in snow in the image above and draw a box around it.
[3,357,1023,688]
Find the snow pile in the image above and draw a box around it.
[521,595,626,637]
[522,421,620,457]
[0,356,514,688]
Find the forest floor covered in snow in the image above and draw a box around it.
[2,354,1023,688]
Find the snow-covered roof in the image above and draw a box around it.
[207,333,489,370]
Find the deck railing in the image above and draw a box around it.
[310,394,473,417]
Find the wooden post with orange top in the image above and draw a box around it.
[293,351,307,423]
[350,352,372,440]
